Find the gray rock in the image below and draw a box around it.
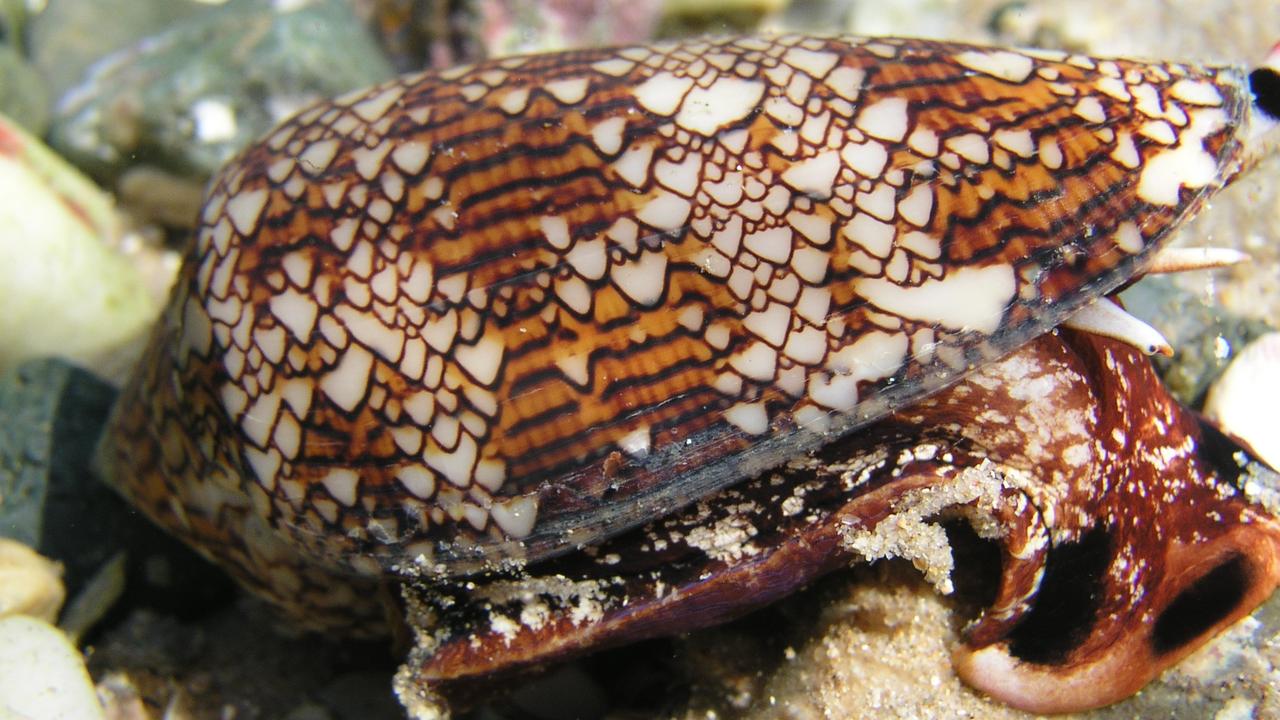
[0,360,118,576]
[0,360,79,548]
[0,46,49,135]
[27,0,208,103]
[0,0,25,48]
[0,359,232,626]
[0,0,48,133]
[46,0,395,206]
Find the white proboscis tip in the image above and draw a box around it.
[1061,298,1173,356]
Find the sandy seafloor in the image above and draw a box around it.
[63,1,1280,718]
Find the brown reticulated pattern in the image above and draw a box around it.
[103,35,1249,581]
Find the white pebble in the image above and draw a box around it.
[0,616,104,720]
[0,538,65,623]
[1204,332,1280,471]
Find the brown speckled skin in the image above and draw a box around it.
[400,328,1280,714]
[99,35,1279,713]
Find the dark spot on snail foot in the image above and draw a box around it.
[1152,554,1249,657]
[1005,524,1111,665]
[945,520,1004,616]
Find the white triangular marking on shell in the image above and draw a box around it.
[824,66,864,101]
[300,139,341,175]
[855,98,909,142]
[454,333,505,386]
[540,215,571,250]
[744,226,793,264]
[1137,108,1226,206]
[844,213,896,258]
[655,153,703,197]
[634,72,694,116]
[225,189,269,235]
[787,210,832,246]
[618,426,651,457]
[352,85,406,122]
[899,230,941,260]
[591,117,627,155]
[853,264,1015,334]
[426,433,478,488]
[612,143,656,188]
[241,388,282,448]
[335,304,405,364]
[391,141,431,175]
[1169,79,1224,107]
[499,87,530,115]
[841,140,888,178]
[1073,97,1106,123]
[396,465,436,500]
[897,185,934,228]
[783,325,826,364]
[243,447,281,490]
[592,58,635,77]
[555,353,591,386]
[675,77,765,136]
[546,77,590,104]
[352,142,394,182]
[566,237,608,280]
[635,192,692,231]
[269,289,319,341]
[491,495,539,539]
[945,134,990,164]
[729,341,778,381]
[953,50,1034,82]
[320,344,374,413]
[790,245,830,283]
[782,47,839,78]
[781,151,841,198]
[856,184,896,221]
[555,275,593,315]
[611,251,669,306]
[422,309,459,353]
[744,302,792,346]
[993,129,1035,158]
[724,402,769,435]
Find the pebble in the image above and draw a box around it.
[0,538,65,623]
[1204,332,1280,471]
[0,115,158,380]
[46,0,395,209]
[0,615,104,720]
